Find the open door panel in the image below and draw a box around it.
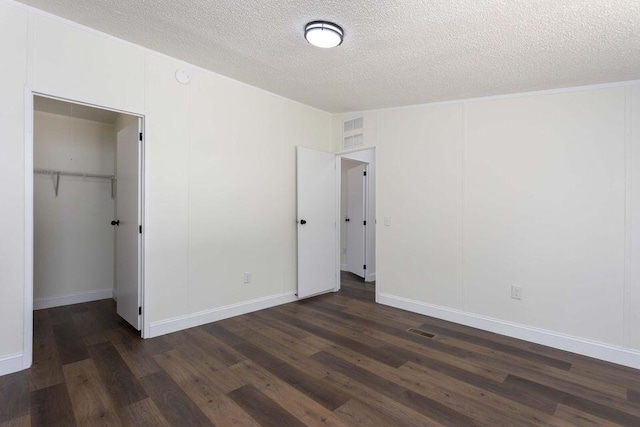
[115,118,141,330]
[296,146,337,299]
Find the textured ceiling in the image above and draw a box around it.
[17,0,640,113]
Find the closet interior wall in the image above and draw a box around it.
[33,98,119,308]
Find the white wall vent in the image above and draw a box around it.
[343,117,364,149]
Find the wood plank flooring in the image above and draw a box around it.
[2,272,640,425]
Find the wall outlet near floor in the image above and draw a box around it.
[511,285,523,300]
[243,272,252,284]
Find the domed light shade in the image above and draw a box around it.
[304,21,344,48]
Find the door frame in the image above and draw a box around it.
[23,88,148,369]
[335,147,376,293]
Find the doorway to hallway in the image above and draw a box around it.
[340,271,375,302]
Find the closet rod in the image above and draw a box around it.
[34,169,116,198]
[34,169,115,180]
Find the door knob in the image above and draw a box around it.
[300,219,307,225]
[111,220,120,226]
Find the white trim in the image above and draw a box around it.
[461,102,467,312]
[335,146,377,155]
[23,87,34,370]
[366,272,376,282]
[377,292,640,370]
[148,292,297,338]
[33,92,142,117]
[623,86,633,347]
[0,353,25,376]
[334,156,343,292]
[136,117,144,332]
[140,125,147,336]
[34,289,114,310]
[141,100,150,339]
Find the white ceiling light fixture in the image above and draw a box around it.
[304,21,344,49]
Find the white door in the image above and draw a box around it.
[297,146,336,299]
[115,119,141,329]
[346,164,366,278]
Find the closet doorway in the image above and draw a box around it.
[28,94,145,356]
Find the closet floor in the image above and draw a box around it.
[2,273,640,426]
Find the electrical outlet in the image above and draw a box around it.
[511,285,523,300]
[243,272,252,284]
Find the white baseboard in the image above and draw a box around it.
[149,292,297,338]
[377,292,640,370]
[34,289,114,310]
[340,264,348,271]
[0,352,25,376]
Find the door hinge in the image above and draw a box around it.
[139,132,143,141]
[139,225,142,234]
[364,264,367,270]
[363,171,367,176]
[138,306,142,315]
[363,220,367,226]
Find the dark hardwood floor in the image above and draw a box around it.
[3,272,640,426]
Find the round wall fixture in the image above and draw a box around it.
[175,69,191,85]
[304,21,344,48]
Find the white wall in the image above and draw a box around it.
[34,112,116,304]
[0,1,28,363]
[0,0,331,373]
[464,90,625,343]
[378,104,464,308]
[333,84,640,367]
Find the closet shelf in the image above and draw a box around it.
[34,168,116,198]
